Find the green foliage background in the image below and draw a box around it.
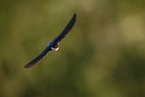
[0,0,145,97]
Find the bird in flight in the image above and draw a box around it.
[24,13,76,68]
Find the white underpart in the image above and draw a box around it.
[51,47,59,51]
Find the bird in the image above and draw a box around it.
[24,13,76,68]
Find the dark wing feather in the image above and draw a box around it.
[53,13,76,43]
[24,46,51,68]
[24,14,76,68]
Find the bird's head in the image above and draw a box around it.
[51,43,59,51]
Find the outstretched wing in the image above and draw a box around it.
[24,46,51,68]
[53,13,76,43]
[24,13,76,68]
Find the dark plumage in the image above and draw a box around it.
[24,13,76,68]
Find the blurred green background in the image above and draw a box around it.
[0,0,145,97]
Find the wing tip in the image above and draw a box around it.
[24,65,31,68]
[71,13,76,26]
[24,63,34,68]
[74,13,76,16]
[73,13,76,20]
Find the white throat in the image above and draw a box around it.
[51,47,59,51]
